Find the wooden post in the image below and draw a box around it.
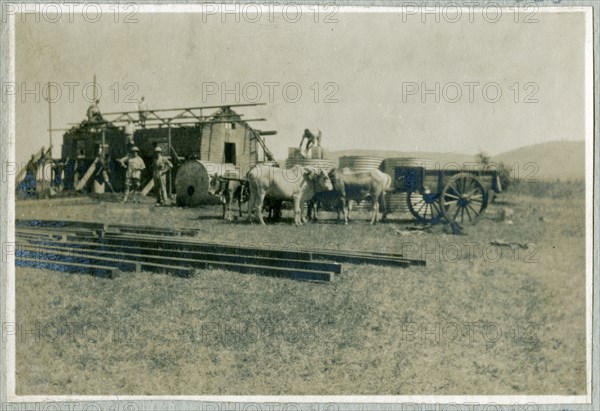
[47,82,52,158]
[141,179,154,196]
[207,123,213,161]
[168,123,172,197]
[75,157,99,191]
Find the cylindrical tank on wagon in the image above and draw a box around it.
[338,155,384,173]
[285,157,337,173]
[175,160,237,207]
[382,157,436,214]
[337,156,384,211]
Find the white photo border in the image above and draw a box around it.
[0,1,597,410]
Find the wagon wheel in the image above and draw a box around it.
[440,172,488,224]
[407,188,444,224]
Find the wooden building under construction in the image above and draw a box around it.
[60,103,276,199]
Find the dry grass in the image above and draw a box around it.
[14,182,587,395]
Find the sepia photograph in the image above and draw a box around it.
[0,2,596,410]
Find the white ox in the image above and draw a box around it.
[246,164,333,225]
[333,168,393,225]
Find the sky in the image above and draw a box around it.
[13,6,588,166]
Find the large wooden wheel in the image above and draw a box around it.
[407,188,444,224]
[440,173,488,224]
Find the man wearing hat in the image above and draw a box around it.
[118,146,146,203]
[152,146,173,206]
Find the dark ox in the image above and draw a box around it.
[308,168,392,225]
[246,164,333,225]
[207,174,248,221]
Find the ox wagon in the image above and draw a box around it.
[391,163,503,225]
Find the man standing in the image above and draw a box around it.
[23,154,38,196]
[152,146,173,206]
[118,146,146,203]
[138,97,148,128]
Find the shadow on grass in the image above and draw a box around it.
[189,215,225,221]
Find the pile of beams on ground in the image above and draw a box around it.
[14,220,426,283]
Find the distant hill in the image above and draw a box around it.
[323,141,585,181]
[494,141,585,181]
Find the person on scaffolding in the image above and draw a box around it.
[118,146,146,203]
[138,96,148,128]
[123,119,136,149]
[86,99,103,124]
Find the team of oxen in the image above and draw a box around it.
[207,163,393,225]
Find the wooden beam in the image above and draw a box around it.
[17,238,342,275]
[75,157,99,191]
[101,103,266,116]
[16,256,119,279]
[17,240,334,282]
[17,247,196,278]
[141,179,154,196]
[15,219,426,267]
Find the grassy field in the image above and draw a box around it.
[14,181,587,395]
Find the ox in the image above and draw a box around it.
[306,175,344,222]
[264,198,284,222]
[309,168,392,225]
[246,164,333,225]
[207,174,248,221]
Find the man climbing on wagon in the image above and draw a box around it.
[118,146,146,203]
[152,146,173,206]
[298,128,321,157]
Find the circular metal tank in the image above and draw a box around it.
[337,156,384,211]
[338,155,384,172]
[175,160,237,207]
[285,157,337,173]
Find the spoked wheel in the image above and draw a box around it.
[407,188,444,224]
[440,172,488,224]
